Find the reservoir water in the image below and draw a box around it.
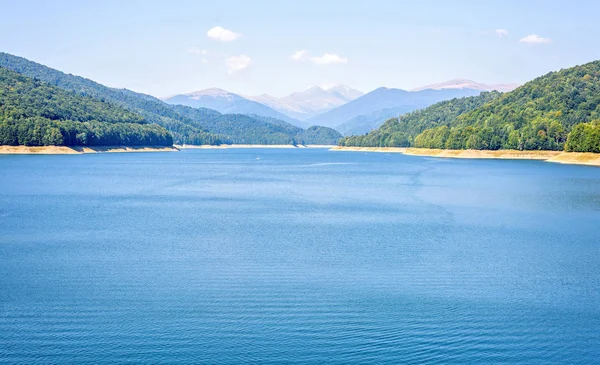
[1,148,599,363]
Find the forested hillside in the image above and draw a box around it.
[0,52,223,145]
[0,52,340,146]
[339,91,501,147]
[296,126,343,145]
[341,60,600,152]
[307,87,481,128]
[0,67,172,146]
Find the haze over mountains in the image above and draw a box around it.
[0,51,525,146]
[411,79,518,92]
[315,80,519,135]
[309,87,484,135]
[0,52,343,146]
[162,88,304,127]
[247,85,364,120]
[3,49,598,154]
[163,85,365,126]
[163,80,517,136]
[340,59,600,154]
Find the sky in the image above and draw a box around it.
[1,0,599,98]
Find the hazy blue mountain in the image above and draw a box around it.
[336,106,417,136]
[247,85,364,120]
[164,88,305,127]
[244,94,311,124]
[411,79,518,92]
[326,85,364,101]
[307,87,483,129]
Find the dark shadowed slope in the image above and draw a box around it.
[0,67,172,146]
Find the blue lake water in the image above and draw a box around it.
[1,148,599,364]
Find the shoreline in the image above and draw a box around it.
[0,144,336,155]
[176,144,335,149]
[331,146,600,167]
[0,145,179,155]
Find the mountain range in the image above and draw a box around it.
[162,88,307,127]
[307,87,485,134]
[0,50,522,145]
[339,59,600,153]
[247,85,365,120]
[0,52,342,146]
[164,80,518,136]
[164,85,365,126]
[2,50,597,153]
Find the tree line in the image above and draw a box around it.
[340,60,600,153]
[0,67,172,146]
[0,52,342,146]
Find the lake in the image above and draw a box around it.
[1,148,599,364]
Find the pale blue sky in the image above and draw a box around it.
[1,0,599,97]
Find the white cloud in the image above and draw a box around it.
[291,50,308,61]
[188,47,208,55]
[207,26,241,42]
[225,54,252,74]
[495,29,509,37]
[309,53,348,65]
[188,47,209,64]
[519,34,551,44]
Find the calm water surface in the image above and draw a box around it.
[1,149,599,364]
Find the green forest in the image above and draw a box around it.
[296,126,343,145]
[0,67,173,146]
[0,52,342,146]
[339,91,501,148]
[340,60,600,153]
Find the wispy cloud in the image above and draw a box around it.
[519,34,551,44]
[188,47,208,55]
[225,54,252,74]
[207,26,241,42]
[310,53,348,65]
[291,50,308,61]
[495,29,509,37]
[188,47,209,63]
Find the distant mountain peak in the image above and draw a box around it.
[306,86,483,129]
[184,88,237,98]
[243,85,364,121]
[325,85,364,100]
[320,83,339,90]
[165,84,364,123]
[323,84,351,91]
[162,87,306,127]
[306,85,326,90]
[412,79,518,92]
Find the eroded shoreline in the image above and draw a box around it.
[0,144,336,155]
[176,144,335,149]
[0,145,179,155]
[331,146,600,167]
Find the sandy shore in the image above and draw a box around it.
[176,144,335,149]
[0,145,179,155]
[331,146,600,167]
